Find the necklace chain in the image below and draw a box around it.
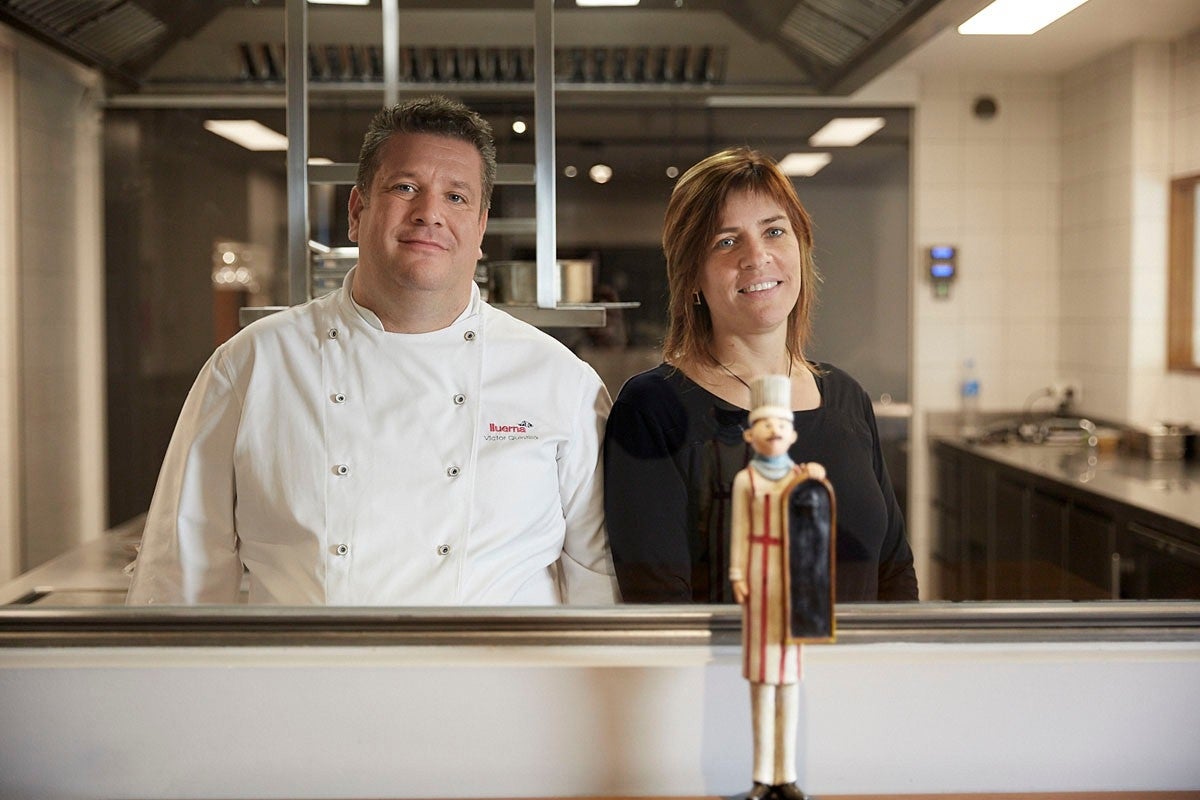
[717,359,794,393]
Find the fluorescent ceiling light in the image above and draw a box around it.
[958,0,1090,35]
[204,120,288,151]
[809,117,885,147]
[778,153,832,177]
[307,157,334,165]
[307,0,369,5]
[576,0,639,6]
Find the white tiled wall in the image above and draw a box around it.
[909,72,1063,594]
[1059,42,1189,427]
[908,35,1200,595]
[0,38,18,582]
[1057,39,1200,426]
[1168,30,1200,422]
[913,73,1063,416]
[3,31,105,574]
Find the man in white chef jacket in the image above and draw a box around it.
[127,95,619,606]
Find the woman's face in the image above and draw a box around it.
[696,189,802,339]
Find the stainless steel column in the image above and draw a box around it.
[285,0,309,306]
[534,0,556,309]
[382,0,398,107]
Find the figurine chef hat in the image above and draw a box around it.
[748,374,793,424]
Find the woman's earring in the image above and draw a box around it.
[693,290,702,306]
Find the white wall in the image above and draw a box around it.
[1059,42,1188,426]
[909,72,1063,594]
[0,36,19,583]
[0,26,105,577]
[906,32,1200,593]
[2,640,1198,798]
[1169,30,1200,418]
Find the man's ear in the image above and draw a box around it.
[787,428,799,447]
[347,185,364,243]
[743,428,754,444]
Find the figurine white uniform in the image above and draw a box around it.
[729,374,826,800]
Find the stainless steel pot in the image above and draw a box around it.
[487,260,593,304]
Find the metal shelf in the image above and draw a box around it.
[239,302,635,330]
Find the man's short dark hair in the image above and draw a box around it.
[355,95,497,211]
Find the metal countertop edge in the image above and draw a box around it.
[1,602,1198,647]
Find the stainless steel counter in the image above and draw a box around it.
[0,515,143,605]
[937,438,1200,532]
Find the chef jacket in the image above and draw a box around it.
[126,268,618,606]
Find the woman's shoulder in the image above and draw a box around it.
[812,362,872,410]
[613,363,686,406]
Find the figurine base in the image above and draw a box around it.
[727,784,814,800]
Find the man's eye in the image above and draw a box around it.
[766,227,785,237]
[716,237,735,248]
[448,193,466,204]
[392,184,415,194]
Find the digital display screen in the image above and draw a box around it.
[930,245,956,260]
[930,262,955,279]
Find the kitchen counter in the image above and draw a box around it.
[0,515,143,605]
[935,437,1200,534]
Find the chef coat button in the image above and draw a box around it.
[334,463,350,476]
[334,543,349,556]
[453,393,466,406]
[332,392,346,404]
[463,330,476,341]
[327,328,339,340]
[437,544,451,556]
[446,465,461,478]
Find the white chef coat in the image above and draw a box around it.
[126,268,618,606]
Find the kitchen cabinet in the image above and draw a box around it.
[931,439,1200,601]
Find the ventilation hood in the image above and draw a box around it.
[0,0,988,98]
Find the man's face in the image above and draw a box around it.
[347,132,488,302]
[743,415,797,459]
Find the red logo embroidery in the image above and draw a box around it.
[487,420,534,433]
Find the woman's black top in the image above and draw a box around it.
[603,362,918,603]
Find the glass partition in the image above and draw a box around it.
[1,0,1197,627]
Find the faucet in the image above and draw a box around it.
[1036,416,1098,447]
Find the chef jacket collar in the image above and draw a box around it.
[342,265,481,332]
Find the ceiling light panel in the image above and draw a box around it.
[958,0,1091,35]
[203,120,288,151]
[778,152,832,177]
[809,117,885,147]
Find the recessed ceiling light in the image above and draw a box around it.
[777,153,832,177]
[203,120,288,151]
[589,164,613,184]
[576,0,639,6]
[958,0,1090,35]
[666,165,680,179]
[809,117,885,147]
[512,119,527,134]
[563,165,579,178]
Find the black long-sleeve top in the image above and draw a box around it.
[603,362,918,603]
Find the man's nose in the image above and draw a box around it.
[408,193,442,225]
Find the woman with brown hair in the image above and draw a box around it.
[603,146,917,604]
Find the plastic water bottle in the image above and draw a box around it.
[960,358,981,439]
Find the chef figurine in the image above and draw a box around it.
[730,374,836,800]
